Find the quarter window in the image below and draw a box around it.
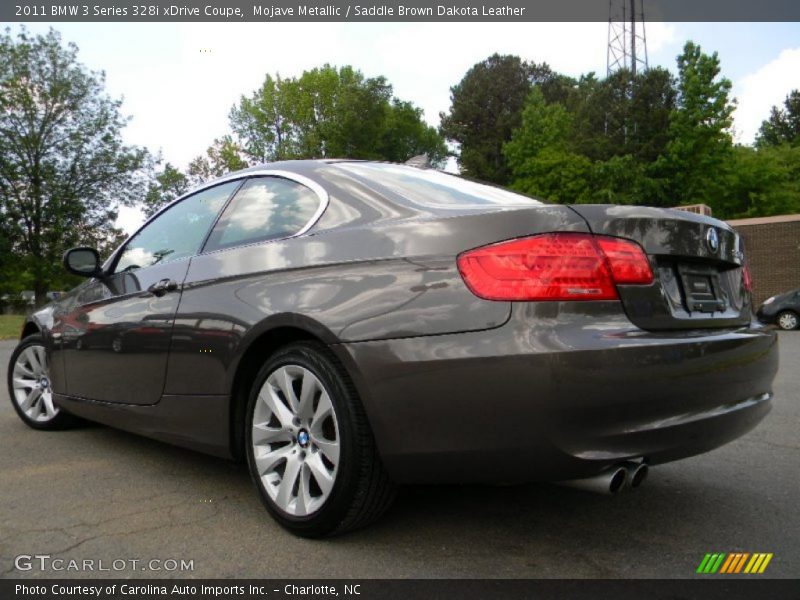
[115,181,240,273]
[203,177,322,252]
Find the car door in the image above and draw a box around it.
[61,180,242,405]
[163,174,327,396]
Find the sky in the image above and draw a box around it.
[17,21,800,233]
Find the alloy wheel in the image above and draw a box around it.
[11,343,59,423]
[251,365,340,517]
[778,311,798,330]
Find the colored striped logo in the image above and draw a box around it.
[696,553,773,574]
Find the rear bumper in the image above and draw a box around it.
[338,302,779,484]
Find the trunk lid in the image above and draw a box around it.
[568,205,752,330]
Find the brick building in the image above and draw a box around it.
[727,214,800,306]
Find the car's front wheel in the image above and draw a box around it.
[7,334,77,430]
[245,341,395,537]
[777,310,799,330]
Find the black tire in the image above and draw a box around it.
[245,341,396,537]
[776,310,799,331]
[7,334,79,430]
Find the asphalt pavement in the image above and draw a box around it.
[0,333,797,579]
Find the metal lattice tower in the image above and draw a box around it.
[607,0,648,77]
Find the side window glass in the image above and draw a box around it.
[203,177,321,252]
[115,181,240,273]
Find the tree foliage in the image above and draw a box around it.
[142,65,448,215]
[756,89,800,147]
[143,162,190,218]
[500,41,800,218]
[0,27,147,303]
[657,42,735,207]
[504,88,593,202]
[722,144,800,217]
[439,54,555,185]
[186,136,248,185]
[504,65,681,206]
[229,65,446,166]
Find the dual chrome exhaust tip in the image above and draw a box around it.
[558,461,649,495]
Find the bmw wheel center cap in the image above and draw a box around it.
[297,430,310,447]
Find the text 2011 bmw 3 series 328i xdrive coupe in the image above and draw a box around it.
[8,160,778,536]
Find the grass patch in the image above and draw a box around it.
[0,314,24,341]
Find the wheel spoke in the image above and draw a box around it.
[310,390,333,430]
[254,444,292,474]
[252,422,292,446]
[306,452,335,495]
[296,465,312,516]
[19,388,40,412]
[274,368,300,414]
[297,370,317,421]
[275,454,303,508]
[14,361,35,378]
[24,347,42,375]
[260,387,295,430]
[35,346,47,371]
[32,395,45,418]
[12,376,38,390]
[42,394,57,419]
[311,435,340,465]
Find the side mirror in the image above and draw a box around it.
[63,247,103,278]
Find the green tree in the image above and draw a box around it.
[505,84,653,206]
[379,99,447,164]
[719,144,800,218]
[566,68,675,164]
[0,28,147,304]
[657,42,735,208]
[500,40,798,217]
[440,54,555,184]
[228,74,296,162]
[0,228,27,301]
[627,67,677,162]
[504,88,572,163]
[504,88,593,203]
[187,136,248,184]
[291,65,393,158]
[229,65,445,166]
[142,162,190,217]
[756,89,800,147]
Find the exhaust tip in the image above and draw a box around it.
[557,465,630,495]
[608,467,628,494]
[628,463,649,488]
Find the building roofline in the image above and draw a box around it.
[727,214,800,226]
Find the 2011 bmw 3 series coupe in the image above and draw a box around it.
[8,160,779,537]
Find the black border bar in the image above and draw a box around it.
[3,579,800,600]
[4,0,800,22]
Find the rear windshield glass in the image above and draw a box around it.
[335,162,543,208]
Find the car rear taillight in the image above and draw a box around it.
[457,232,653,301]
[742,264,753,292]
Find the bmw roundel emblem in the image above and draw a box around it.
[706,227,719,253]
[297,430,310,447]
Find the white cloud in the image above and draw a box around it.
[733,47,800,144]
[116,205,145,234]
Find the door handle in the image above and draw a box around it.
[147,278,178,297]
